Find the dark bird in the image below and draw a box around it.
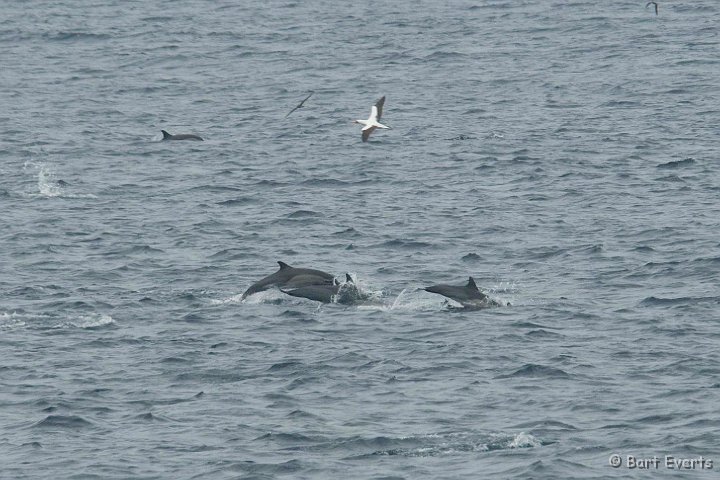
[284,92,314,118]
[646,1,658,15]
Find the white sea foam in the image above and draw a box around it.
[53,314,115,329]
[0,311,28,329]
[23,161,96,198]
[507,432,542,449]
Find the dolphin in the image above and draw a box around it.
[424,277,499,309]
[241,261,335,300]
[281,274,355,303]
[161,130,204,141]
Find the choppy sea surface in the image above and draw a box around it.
[2,1,719,478]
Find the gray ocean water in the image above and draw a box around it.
[2,1,720,478]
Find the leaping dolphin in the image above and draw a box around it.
[241,261,335,300]
[424,277,500,309]
[161,130,204,141]
[281,274,356,303]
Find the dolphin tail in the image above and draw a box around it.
[161,130,172,140]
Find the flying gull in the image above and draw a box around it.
[285,92,314,118]
[354,96,390,142]
[646,1,658,15]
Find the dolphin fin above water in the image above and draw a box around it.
[424,276,500,309]
[161,129,204,141]
[241,261,335,300]
[281,273,360,304]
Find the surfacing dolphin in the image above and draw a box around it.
[424,277,501,309]
[282,274,357,303]
[161,130,204,141]
[241,261,335,300]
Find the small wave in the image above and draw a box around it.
[300,178,350,187]
[375,239,433,249]
[654,174,685,182]
[348,431,542,458]
[33,415,94,430]
[0,311,28,329]
[43,31,111,42]
[496,364,570,379]
[216,197,256,206]
[640,296,719,307]
[656,158,695,169]
[332,227,363,237]
[286,210,321,218]
[53,314,115,329]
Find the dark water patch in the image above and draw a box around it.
[373,239,433,249]
[461,253,481,262]
[267,361,305,372]
[654,174,685,183]
[525,329,564,338]
[43,31,111,42]
[512,420,577,431]
[300,178,350,187]
[496,364,570,379]
[657,158,696,169]
[332,227,363,237]
[33,415,94,430]
[189,185,242,193]
[133,412,174,422]
[216,197,256,206]
[286,210,321,219]
[226,459,304,475]
[511,322,556,329]
[640,296,719,307]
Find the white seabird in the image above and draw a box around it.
[354,96,390,142]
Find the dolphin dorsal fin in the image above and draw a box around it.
[345,273,353,283]
[467,277,478,290]
[277,261,291,270]
[161,130,172,139]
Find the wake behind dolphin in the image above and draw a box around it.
[241,261,335,300]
